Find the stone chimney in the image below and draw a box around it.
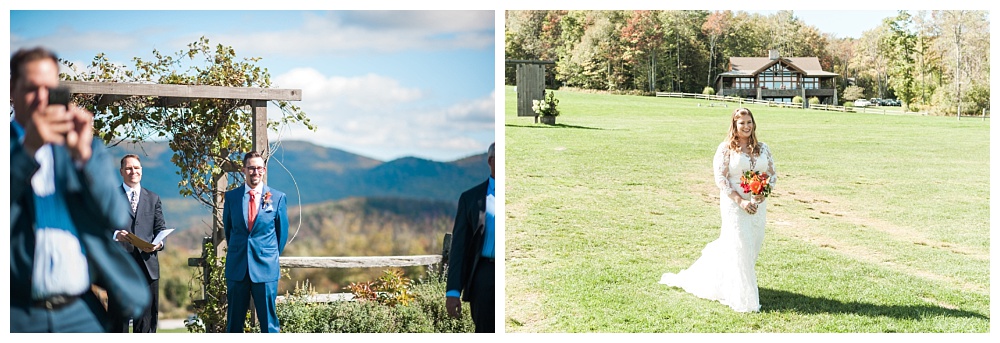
[768,49,779,60]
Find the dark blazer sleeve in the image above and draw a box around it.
[446,189,471,294]
[445,180,488,298]
[10,129,40,227]
[137,189,167,280]
[151,191,167,249]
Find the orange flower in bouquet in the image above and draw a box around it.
[739,170,772,201]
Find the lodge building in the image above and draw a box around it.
[714,50,839,106]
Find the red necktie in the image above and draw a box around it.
[248,189,257,231]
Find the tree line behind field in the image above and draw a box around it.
[505,10,990,115]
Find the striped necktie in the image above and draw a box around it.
[130,189,138,213]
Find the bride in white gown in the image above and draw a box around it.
[659,107,777,313]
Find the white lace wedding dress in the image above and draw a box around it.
[659,141,777,312]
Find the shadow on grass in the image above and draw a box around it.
[759,288,989,321]
[505,123,604,130]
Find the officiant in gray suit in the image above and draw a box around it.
[110,153,167,333]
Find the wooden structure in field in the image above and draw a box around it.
[506,59,555,121]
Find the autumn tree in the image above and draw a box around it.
[883,11,917,110]
[661,10,709,93]
[703,11,732,86]
[827,37,856,94]
[930,10,990,117]
[504,10,565,86]
[843,85,865,101]
[621,10,665,92]
[557,11,628,90]
[910,11,943,106]
[854,25,891,99]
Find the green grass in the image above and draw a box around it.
[503,86,989,332]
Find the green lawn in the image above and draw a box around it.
[503,86,989,332]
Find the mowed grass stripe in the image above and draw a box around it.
[503,86,988,333]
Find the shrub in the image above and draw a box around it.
[792,96,804,104]
[702,86,715,95]
[808,97,820,105]
[276,269,475,333]
[844,102,854,108]
[346,269,416,307]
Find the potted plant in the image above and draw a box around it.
[532,90,560,125]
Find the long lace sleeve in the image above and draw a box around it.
[762,142,777,190]
[713,142,735,194]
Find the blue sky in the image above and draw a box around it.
[10,10,496,162]
[749,10,903,39]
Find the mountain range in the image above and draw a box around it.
[104,140,491,227]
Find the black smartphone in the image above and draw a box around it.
[49,86,71,107]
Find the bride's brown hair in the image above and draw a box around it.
[726,108,760,156]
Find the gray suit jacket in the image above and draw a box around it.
[119,186,167,280]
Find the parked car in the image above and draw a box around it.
[854,99,871,107]
[883,99,901,106]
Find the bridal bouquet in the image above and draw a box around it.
[740,170,772,203]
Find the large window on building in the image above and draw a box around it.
[764,97,793,103]
[759,63,798,89]
[731,77,754,89]
[802,77,820,89]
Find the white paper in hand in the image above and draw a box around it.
[151,229,175,246]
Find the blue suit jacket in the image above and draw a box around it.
[223,184,288,283]
[9,123,151,320]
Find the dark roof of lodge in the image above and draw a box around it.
[718,57,838,77]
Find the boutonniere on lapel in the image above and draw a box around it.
[262,191,274,212]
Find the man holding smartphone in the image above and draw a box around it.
[10,46,150,332]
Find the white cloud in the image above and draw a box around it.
[205,11,493,57]
[339,10,495,33]
[11,27,140,55]
[275,67,424,111]
[270,68,494,161]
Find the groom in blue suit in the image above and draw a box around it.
[223,151,288,333]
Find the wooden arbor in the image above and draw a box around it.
[62,80,300,161]
[61,81,302,311]
[57,80,302,222]
[506,59,554,123]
